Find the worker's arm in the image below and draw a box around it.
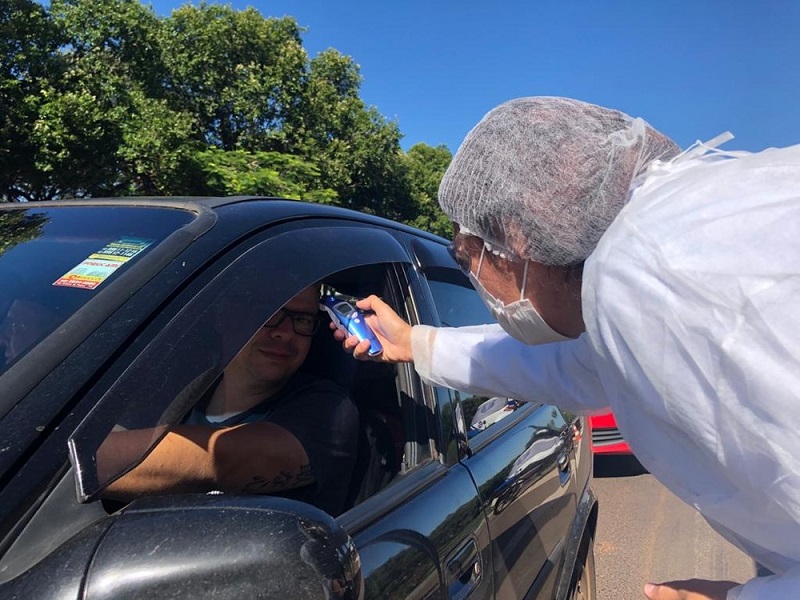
[411,323,611,415]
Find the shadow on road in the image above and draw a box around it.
[593,454,648,478]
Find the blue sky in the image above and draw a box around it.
[146,1,800,153]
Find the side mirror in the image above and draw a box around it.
[85,495,363,600]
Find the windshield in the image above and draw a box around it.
[0,205,194,374]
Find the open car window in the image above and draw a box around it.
[67,225,412,503]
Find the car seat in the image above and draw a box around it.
[300,326,403,510]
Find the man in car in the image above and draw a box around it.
[98,284,360,517]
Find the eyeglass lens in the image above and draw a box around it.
[264,308,319,336]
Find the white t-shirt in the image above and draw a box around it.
[413,143,800,599]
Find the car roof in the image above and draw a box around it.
[3,195,278,209]
[0,196,450,245]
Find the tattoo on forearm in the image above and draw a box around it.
[243,463,315,493]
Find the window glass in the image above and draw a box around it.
[426,271,494,328]
[69,235,411,513]
[0,206,194,374]
[425,269,525,441]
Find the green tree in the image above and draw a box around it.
[403,143,453,237]
[2,0,451,225]
[49,0,165,95]
[0,0,64,202]
[159,4,306,151]
[155,4,411,212]
[286,49,411,219]
[31,0,193,197]
[184,147,336,202]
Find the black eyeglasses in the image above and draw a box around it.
[263,308,321,336]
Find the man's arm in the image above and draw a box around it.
[98,422,314,501]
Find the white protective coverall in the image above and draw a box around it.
[412,142,800,599]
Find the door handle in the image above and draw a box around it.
[558,450,570,471]
[558,451,572,486]
[446,538,482,600]
[557,435,572,486]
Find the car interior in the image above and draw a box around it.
[93,262,420,514]
[27,260,422,526]
[304,264,419,511]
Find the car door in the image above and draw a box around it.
[0,216,493,599]
[70,219,493,600]
[336,257,493,600]
[409,238,581,600]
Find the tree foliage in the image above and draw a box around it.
[1,0,453,236]
[404,143,453,237]
[158,4,306,151]
[186,148,336,202]
[1,0,64,201]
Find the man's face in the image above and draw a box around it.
[229,285,320,387]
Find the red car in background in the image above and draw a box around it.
[590,411,631,455]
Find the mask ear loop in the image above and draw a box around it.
[519,260,529,301]
[475,246,486,279]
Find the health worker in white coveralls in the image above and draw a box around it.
[336,97,800,600]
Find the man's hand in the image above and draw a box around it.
[644,579,739,600]
[333,295,413,363]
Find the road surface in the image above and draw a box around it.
[592,456,757,600]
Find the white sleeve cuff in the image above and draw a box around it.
[411,325,437,383]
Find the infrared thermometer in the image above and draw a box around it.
[320,295,383,356]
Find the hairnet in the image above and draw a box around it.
[438,97,681,266]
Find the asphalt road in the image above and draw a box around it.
[591,456,757,600]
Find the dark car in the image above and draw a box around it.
[0,198,597,600]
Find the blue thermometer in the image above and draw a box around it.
[320,295,383,356]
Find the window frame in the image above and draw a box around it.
[67,221,416,502]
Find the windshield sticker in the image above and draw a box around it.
[53,237,154,290]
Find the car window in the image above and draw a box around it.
[0,206,195,375]
[306,265,420,508]
[68,225,418,513]
[424,267,529,443]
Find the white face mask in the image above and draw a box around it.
[468,247,569,346]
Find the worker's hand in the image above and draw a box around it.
[644,579,739,600]
[332,295,413,363]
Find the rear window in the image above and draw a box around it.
[0,205,194,374]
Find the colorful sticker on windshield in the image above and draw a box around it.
[53,237,154,290]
